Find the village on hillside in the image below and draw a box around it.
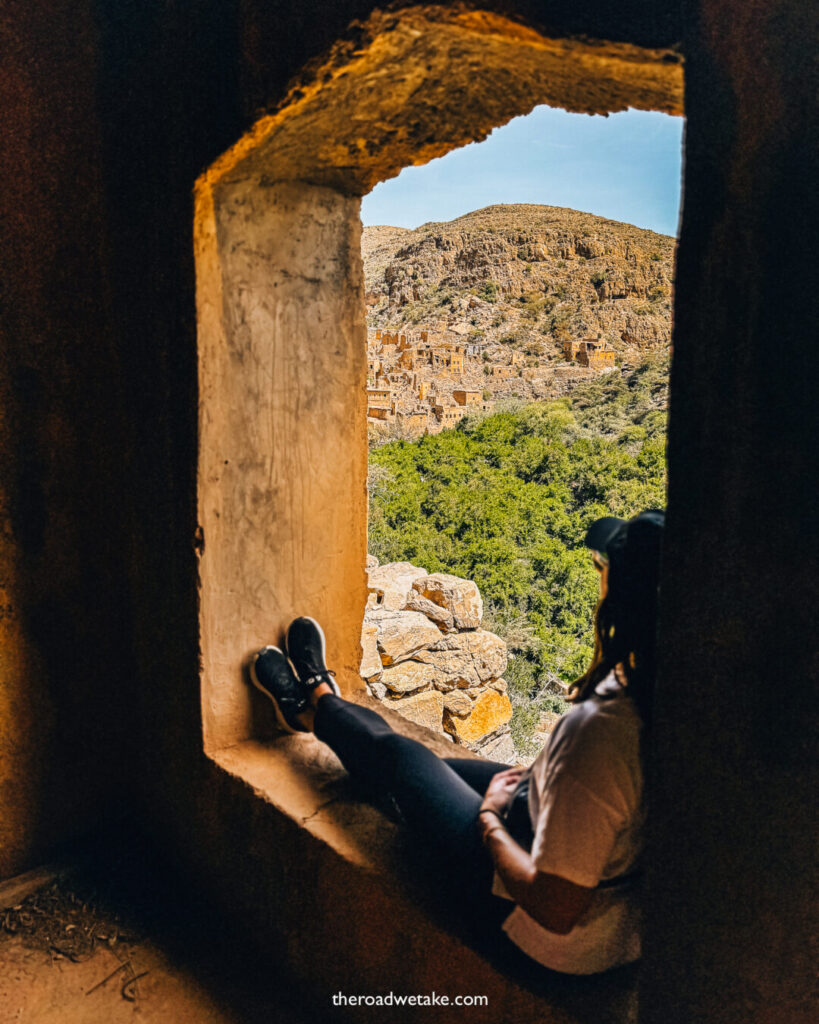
[367,326,616,437]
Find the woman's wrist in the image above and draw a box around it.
[478,806,507,843]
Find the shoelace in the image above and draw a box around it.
[302,669,336,689]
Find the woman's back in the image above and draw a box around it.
[493,672,644,974]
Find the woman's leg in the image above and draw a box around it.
[312,697,508,801]
[314,695,487,843]
[313,694,511,928]
[442,757,511,795]
[444,757,535,851]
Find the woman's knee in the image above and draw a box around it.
[374,730,414,759]
[374,731,435,775]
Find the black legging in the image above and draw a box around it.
[313,692,532,937]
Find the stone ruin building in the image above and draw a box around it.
[366,319,618,436]
[367,325,491,433]
[563,337,617,369]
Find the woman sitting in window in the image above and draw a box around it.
[249,509,663,976]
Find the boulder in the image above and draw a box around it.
[359,622,383,680]
[368,609,442,666]
[388,689,445,734]
[416,630,507,688]
[367,681,388,700]
[473,726,517,764]
[366,553,380,568]
[412,573,483,629]
[411,650,473,690]
[489,678,508,694]
[380,660,437,695]
[442,690,473,717]
[444,690,513,744]
[402,591,455,632]
[367,562,427,611]
[533,711,561,746]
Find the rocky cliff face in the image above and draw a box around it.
[361,558,517,763]
[363,204,674,362]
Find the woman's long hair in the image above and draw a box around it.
[568,552,660,732]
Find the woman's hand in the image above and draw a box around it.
[478,767,596,935]
[480,766,526,818]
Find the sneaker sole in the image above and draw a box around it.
[249,646,308,735]
[287,617,341,696]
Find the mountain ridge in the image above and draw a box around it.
[363,203,675,361]
[373,201,675,237]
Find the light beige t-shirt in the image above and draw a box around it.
[492,673,644,975]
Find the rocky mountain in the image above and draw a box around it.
[363,204,674,362]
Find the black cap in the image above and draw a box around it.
[584,509,665,572]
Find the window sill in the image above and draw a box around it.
[212,690,470,876]
[209,691,638,1021]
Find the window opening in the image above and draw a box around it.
[361,106,682,764]
[194,7,683,759]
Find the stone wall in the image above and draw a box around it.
[361,560,516,762]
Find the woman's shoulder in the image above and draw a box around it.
[536,678,642,789]
[556,675,638,739]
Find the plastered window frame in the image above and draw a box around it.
[193,6,684,757]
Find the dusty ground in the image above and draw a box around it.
[0,836,339,1024]
[0,933,269,1024]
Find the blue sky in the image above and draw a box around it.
[361,106,683,237]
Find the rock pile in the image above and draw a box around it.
[361,559,515,762]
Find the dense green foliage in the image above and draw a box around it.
[368,355,669,753]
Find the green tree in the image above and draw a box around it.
[368,355,669,752]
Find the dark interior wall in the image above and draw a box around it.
[0,0,251,879]
[644,1,819,1021]
[0,0,245,878]
[0,0,134,876]
[87,0,245,855]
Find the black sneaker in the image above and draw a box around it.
[285,617,341,696]
[249,646,310,734]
